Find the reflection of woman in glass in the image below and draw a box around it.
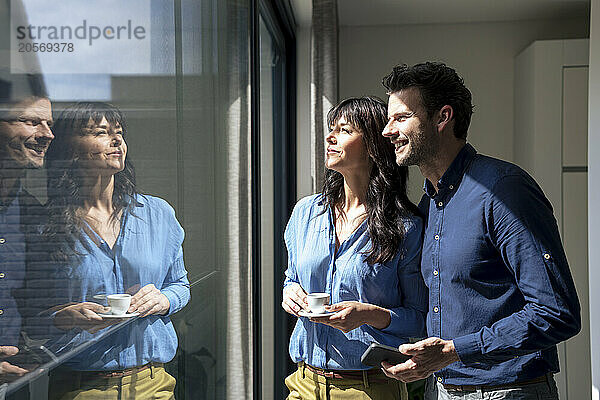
[282,97,427,399]
[43,102,189,399]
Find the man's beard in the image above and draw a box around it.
[395,131,438,168]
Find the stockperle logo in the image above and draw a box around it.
[11,0,151,74]
[15,20,147,46]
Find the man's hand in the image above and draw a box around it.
[128,284,170,317]
[381,337,460,382]
[54,302,117,333]
[310,301,391,333]
[282,283,308,317]
[0,346,28,376]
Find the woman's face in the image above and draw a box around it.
[325,116,370,175]
[71,116,127,175]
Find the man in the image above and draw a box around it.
[0,91,54,381]
[379,62,581,399]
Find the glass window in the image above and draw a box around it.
[0,0,294,398]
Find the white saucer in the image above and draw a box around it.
[298,310,335,318]
[98,312,140,319]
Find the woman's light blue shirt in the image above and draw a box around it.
[51,194,190,371]
[284,194,427,370]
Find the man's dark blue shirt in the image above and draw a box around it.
[0,188,26,346]
[419,143,581,385]
[0,185,47,349]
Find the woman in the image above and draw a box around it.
[43,102,189,399]
[282,96,427,399]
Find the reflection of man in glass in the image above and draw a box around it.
[0,92,54,377]
[0,97,54,170]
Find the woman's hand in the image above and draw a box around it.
[282,283,308,317]
[309,301,391,333]
[54,302,116,333]
[0,346,28,376]
[128,284,170,317]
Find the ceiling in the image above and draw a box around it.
[291,0,589,27]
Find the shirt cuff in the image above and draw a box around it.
[161,287,188,316]
[380,309,399,334]
[452,332,482,365]
[283,276,298,289]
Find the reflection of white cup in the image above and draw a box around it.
[107,294,132,315]
[307,293,330,314]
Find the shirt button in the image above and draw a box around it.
[0,273,4,278]
[0,309,3,315]
[433,306,439,313]
[437,376,443,383]
[0,238,5,244]
[438,202,443,207]
[434,234,440,240]
[449,185,454,190]
[433,270,439,276]
[543,253,551,260]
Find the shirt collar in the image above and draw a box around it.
[423,143,477,199]
[0,180,22,213]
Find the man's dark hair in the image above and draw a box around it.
[0,73,48,120]
[382,62,474,139]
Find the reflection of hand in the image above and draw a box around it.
[54,302,116,333]
[128,284,170,317]
[281,283,308,317]
[0,346,28,376]
[381,337,460,382]
[309,301,391,333]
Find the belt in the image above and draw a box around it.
[302,363,390,384]
[442,374,550,392]
[78,362,163,379]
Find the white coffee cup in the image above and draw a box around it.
[107,294,132,315]
[307,293,330,314]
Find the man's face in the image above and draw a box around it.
[382,88,437,167]
[0,98,54,169]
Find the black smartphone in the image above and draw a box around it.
[360,343,411,367]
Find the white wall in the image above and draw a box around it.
[513,39,590,399]
[338,19,588,201]
[588,2,600,399]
